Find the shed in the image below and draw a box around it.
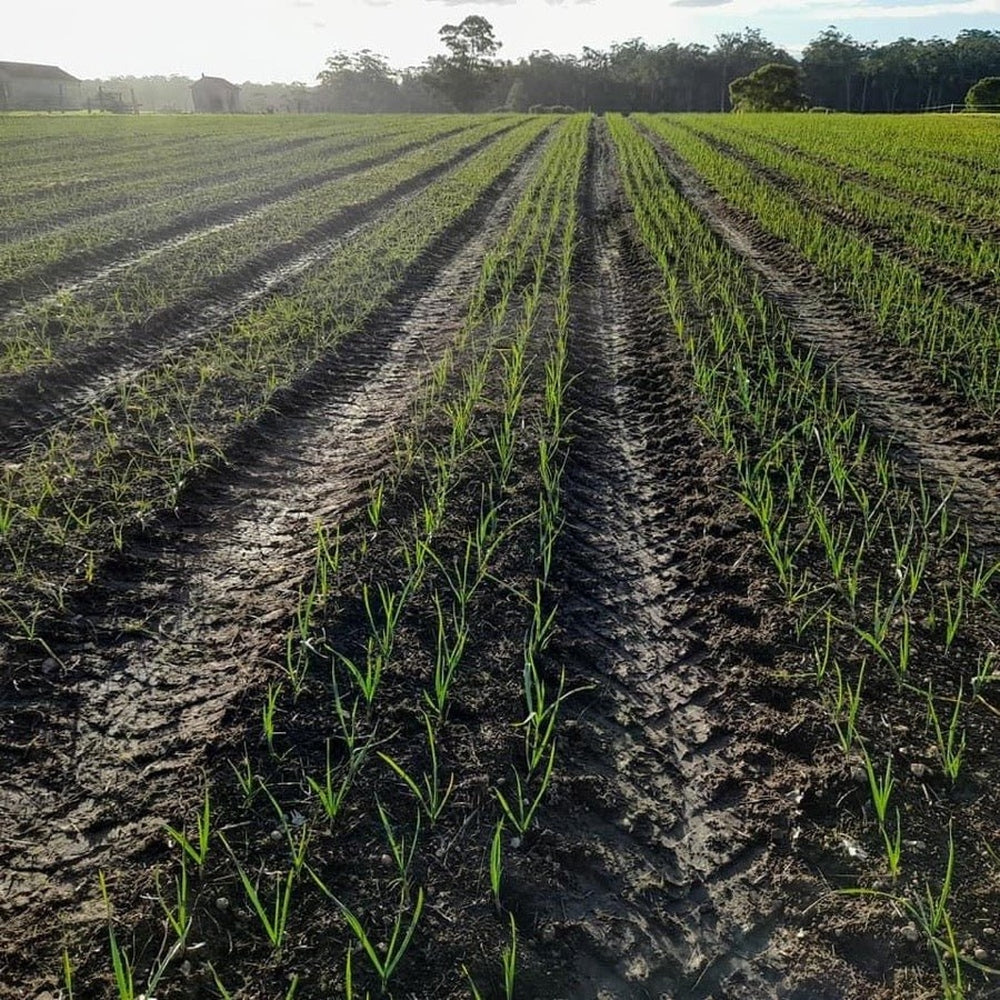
[0,61,82,111]
[192,74,241,113]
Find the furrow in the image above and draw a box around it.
[538,118,789,999]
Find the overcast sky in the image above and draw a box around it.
[8,0,1000,82]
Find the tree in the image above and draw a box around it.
[439,15,501,65]
[714,28,791,110]
[801,27,867,110]
[966,76,1000,108]
[316,49,401,111]
[423,15,503,111]
[729,63,806,111]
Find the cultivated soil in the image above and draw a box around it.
[3,117,1000,1000]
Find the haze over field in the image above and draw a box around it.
[8,0,1000,81]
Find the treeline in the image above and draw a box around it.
[314,24,1000,113]
[88,23,1000,114]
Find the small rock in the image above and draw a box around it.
[975,948,989,962]
[380,853,393,868]
[510,836,522,850]
[910,763,929,778]
[839,834,868,860]
[215,896,230,912]
[270,829,282,842]
[984,927,996,937]
[41,658,58,676]
[902,923,920,943]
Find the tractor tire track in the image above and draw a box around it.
[640,124,1000,553]
[0,131,551,996]
[528,118,800,1000]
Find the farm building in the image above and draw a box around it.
[192,74,241,112]
[0,61,82,111]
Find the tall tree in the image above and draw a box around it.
[801,27,867,110]
[423,15,503,111]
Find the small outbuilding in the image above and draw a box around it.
[192,74,241,113]
[0,61,82,111]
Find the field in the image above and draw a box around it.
[2,110,1000,999]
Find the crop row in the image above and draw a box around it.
[0,114,453,195]
[0,118,503,291]
[63,113,589,998]
[0,117,521,379]
[677,115,1000,283]
[640,115,1000,416]
[0,120,424,242]
[0,117,551,631]
[610,112,1000,998]
[0,118,394,228]
[240,109,585,996]
[694,114,1000,222]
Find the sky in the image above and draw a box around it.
[7,0,1000,82]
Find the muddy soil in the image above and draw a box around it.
[0,130,548,995]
